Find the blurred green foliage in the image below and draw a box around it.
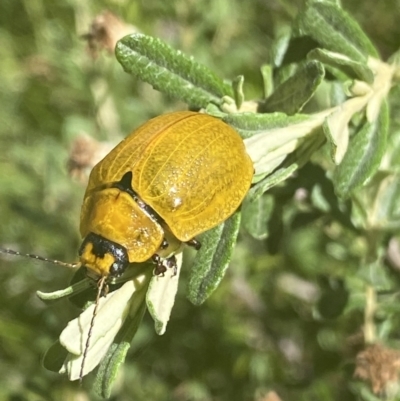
[1,0,400,400]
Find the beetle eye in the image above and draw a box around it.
[110,260,126,277]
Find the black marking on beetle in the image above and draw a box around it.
[112,172,166,225]
[79,233,129,278]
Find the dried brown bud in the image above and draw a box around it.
[354,343,400,395]
[83,11,139,58]
[67,135,116,183]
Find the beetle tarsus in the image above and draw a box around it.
[152,254,166,276]
[164,255,178,276]
[152,254,177,276]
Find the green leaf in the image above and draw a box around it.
[322,86,374,164]
[42,341,69,373]
[307,48,374,84]
[94,300,147,399]
[146,253,183,335]
[334,100,389,197]
[388,48,400,85]
[36,277,93,303]
[388,47,400,67]
[58,272,150,386]
[249,165,298,200]
[270,25,292,68]
[330,81,347,107]
[259,60,325,114]
[316,278,349,319]
[260,65,274,98]
[248,130,326,200]
[352,172,400,231]
[240,111,326,185]
[187,212,241,305]
[232,75,245,110]
[294,1,379,62]
[242,195,275,240]
[349,382,383,401]
[223,111,309,139]
[357,257,394,291]
[115,33,233,109]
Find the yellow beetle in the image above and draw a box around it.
[79,111,253,280]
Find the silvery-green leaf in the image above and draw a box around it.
[294,1,379,62]
[187,213,241,305]
[232,75,245,110]
[357,250,394,291]
[115,33,232,109]
[334,100,389,198]
[307,48,374,83]
[260,64,274,98]
[94,300,147,399]
[365,58,396,123]
[242,195,275,240]
[270,25,292,68]
[94,343,131,399]
[59,273,150,381]
[388,47,400,67]
[368,174,400,231]
[388,49,400,84]
[323,92,371,164]
[323,58,394,164]
[239,110,331,179]
[36,278,92,303]
[351,172,400,231]
[248,131,326,200]
[146,252,183,335]
[330,81,347,107]
[259,60,325,114]
[224,111,309,139]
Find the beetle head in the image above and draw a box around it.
[79,232,129,280]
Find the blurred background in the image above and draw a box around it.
[0,0,400,400]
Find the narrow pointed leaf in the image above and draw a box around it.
[42,341,69,373]
[242,195,275,240]
[223,111,309,139]
[235,111,327,179]
[260,64,274,98]
[307,48,374,83]
[115,33,233,108]
[248,131,326,200]
[94,300,147,399]
[294,1,379,62]
[334,101,389,197]
[36,278,93,303]
[187,213,241,305]
[259,60,325,114]
[232,75,245,109]
[270,25,292,67]
[367,173,400,230]
[146,253,183,335]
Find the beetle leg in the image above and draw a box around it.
[152,254,166,276]
[186,238,201,250]
[164,255,177,276]
[151,254,177,276]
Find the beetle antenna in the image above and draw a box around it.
[0,248,79,269]
[79,275,108,384]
